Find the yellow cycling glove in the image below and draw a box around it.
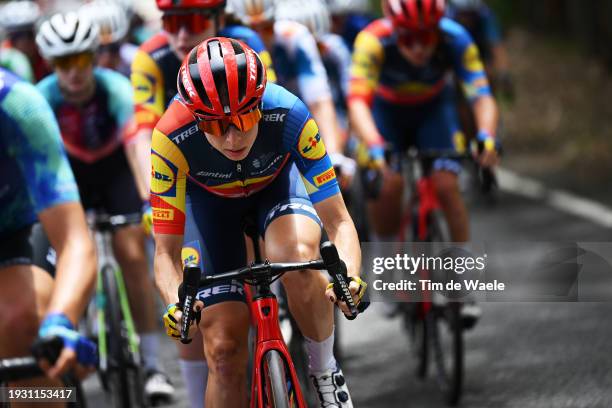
[163,303,181,340]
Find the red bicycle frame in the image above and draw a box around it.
[246,285,307,408]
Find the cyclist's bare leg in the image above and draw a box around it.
[200,301,250,407]
[431,170,469,242]
[112,225,157,333]
[264,214,333,341]
[0,265,65,408]
[367,169,404,237]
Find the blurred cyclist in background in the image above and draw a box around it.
[348,0,499,323]
[326,0,374,50]
[129,1,276,406]
[80,0,137,77]
[0,66,97,396]
[0,0,51,81]
[276,0,351,124]
[35,11,175,401]
[231,0,355,187]
[0,44,34,82]
[447,0,513,99]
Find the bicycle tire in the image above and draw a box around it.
[101,265,145,408]
[287,319,316,407]
[427,211,464,405]
[431,303,463,406]
[263,350,291,408]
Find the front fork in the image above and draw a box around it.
[249,291,307,408]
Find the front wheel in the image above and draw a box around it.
[431,302,463,406]
[263,350,291,408]
[101,265,146,408]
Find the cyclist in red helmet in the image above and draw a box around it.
[128,3,276,404]
[156,37,366,408]
[348,0,499,322]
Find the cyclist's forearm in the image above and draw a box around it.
[348,99,383,147]
[316,195,362,278]
[472,95,499,137]
[40,203,97,324]
[154,237,184,306]
[125,129,153,202]
[309,98,343,154]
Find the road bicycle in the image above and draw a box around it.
[179,221,366,408]
[81,212,147,408]
[0,336,87,406]
[393,148,466,406]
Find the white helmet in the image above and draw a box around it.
[36,12,100,60]
[80,0,129,44]
[326,0,369,15]
[276,0,330,40]
[229,0,277,26]
[449,0,483,11]
[0,1,41,32]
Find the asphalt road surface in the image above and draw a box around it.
[83,189,612,408]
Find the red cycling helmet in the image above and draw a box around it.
[178,37,267,121]
[382,0,445,31]
[156,0,226,11]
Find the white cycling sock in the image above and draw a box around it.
[304,327,336,374]
[179,359,208,408]
[140,333,160,372]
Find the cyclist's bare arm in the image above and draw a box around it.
[473,94,498,137]
[39,202,97,324]
[472,94,499,167]
[154,233,184,306]
[315,193,364,310]
[309,97,344,154]
[125,128,153,202]
[348,98,384,151]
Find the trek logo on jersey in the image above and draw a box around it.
[314,168,336,187]
[197,280,244,299]
[298,119,325,160]
[263,113,286,122]
[151,154,176,195]
[172,124,199,144]
[265,202,318,225]
[153,208,174,220]
[181,246,200,267]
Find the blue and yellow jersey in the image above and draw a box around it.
[0,68,79,236]
[130,26,277,136]
[37,68,134,163]
[349,17,491,106]
[150,83,339,236]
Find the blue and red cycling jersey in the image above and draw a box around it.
[349,17,491,106]
[150,83,339,236]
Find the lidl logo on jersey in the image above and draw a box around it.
[181,245,200,267]
[463,44,485,73]
[151,154,177,195]
[314,168,336,187]
[132,72,156,105]
[298,119,325,160]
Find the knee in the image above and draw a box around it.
[433,173,460,203]
[266,239,318,264]
[0,300,39,354]
[205,337,247,384]
[114,229,147,267]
